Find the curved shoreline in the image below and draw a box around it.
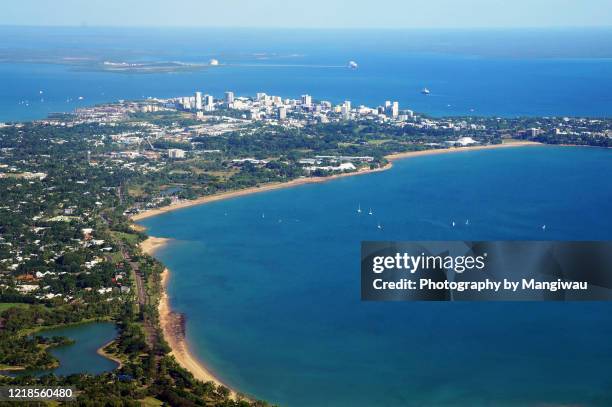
[132,162,392,222]
[135,141,541,396]
[97,340,123,370]
[140,238,234,393]
[132,142,540,222]
[158,268,233,389]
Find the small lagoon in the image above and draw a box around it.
[16,322,119,377]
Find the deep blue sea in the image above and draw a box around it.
[1,27,612,121]
[4,27,612,405]
[142,146,612,407]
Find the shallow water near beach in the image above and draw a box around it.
[142,146,612,407]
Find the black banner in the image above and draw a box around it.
[361,241,612,301]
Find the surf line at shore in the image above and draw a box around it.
[131,141,540,222]
[134,141,540,395]
[140,238,235,394]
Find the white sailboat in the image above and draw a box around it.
[357,204,362,214]
[368,208,373,215]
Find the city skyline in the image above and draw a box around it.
[2,0,612,29]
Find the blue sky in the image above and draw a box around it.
[2,0,612,28]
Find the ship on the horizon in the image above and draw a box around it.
[421,88,430,95]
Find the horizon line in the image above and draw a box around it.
[1,23,612,31]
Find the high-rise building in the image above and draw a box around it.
[195,92,203,110]
[390,101,399,118]
[181,97,192,110]
[344,100,351,111]
[205,95,214,107]
[301,94,312,107]
[256,92,267,101]
[225,91,234,104]
[278,107,287,120]
[341,104,350,120]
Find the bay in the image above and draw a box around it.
[142,146,612,407]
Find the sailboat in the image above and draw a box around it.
[368,208,373,215]
[465,219,469,225]
[357,204,362,214]
[542,224,546,231]
[452,221,456,227]
[377,222,383,230]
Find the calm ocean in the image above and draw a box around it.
[1,27,612,121]
[142,146,612,407]
[4,27,612,405]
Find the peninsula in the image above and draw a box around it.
[0,90,610,405]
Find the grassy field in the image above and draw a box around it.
[138,397,163,406]
[127,184,146,198]
[111,231,141,246]
[0,303,30,312]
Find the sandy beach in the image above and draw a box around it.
[136,140,540,394]
[131,163,392,222]
[139,236,171,255]
[385,140,540,161]
[131,141,540,222]
[139,235,232,389]
[158,268,232,390]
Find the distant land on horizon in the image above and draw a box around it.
[1,26,611,121]
[2,25,612,59]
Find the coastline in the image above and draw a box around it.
[140,237,233,392]
[384,140,540,161]
[131,141,540,222]
[158,268,232,390]
[139,236,171,255]
[135,140,541,395]
[132,162,392,222]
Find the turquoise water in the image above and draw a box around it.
[34,322,118,376]
[2,27,612,121]
[141,146,612,406]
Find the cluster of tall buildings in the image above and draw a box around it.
[301,94,312,107]
[177,90,413,124]
[181,91,219,112]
